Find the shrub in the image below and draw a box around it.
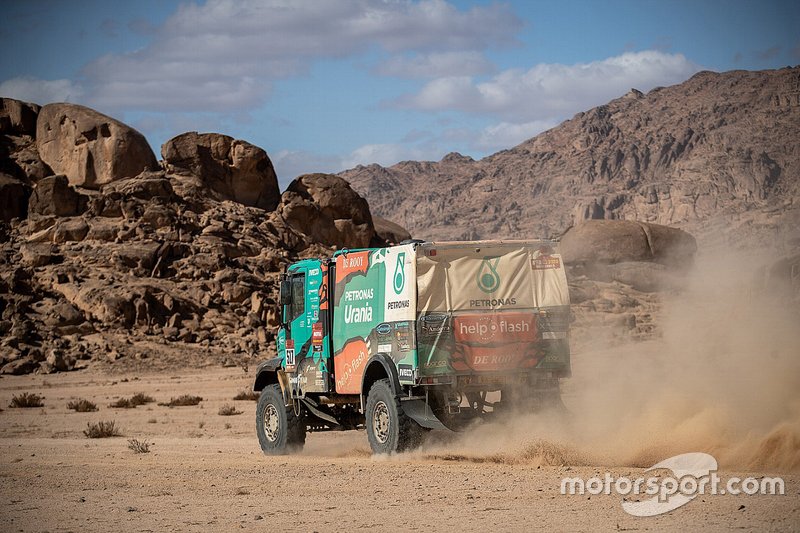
[9,392,44,408]
[84,421,121,438]
[127,438,151,453]
[67,399,98,412]
[158,395,202,407]
[233,390,259,401]
[218,404,242,416]
[130,393,155,406]
[110,393,155,409]
[110,398,133,408]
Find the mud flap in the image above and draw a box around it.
[401,399,449,431]
[276,370,292,407]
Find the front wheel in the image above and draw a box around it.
[256,384,306,455]
[365,379,423,454]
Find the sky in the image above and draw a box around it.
[1,0,798,188]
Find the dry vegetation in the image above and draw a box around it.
[127,438,151,454]
[218,404,242,416]
[67,399,98,412]
[233,390,259,401]
[9,392,44,408]
[110,393,155,409]
[158,395,203,407]
[83,421,121,438]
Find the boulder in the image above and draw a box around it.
[52,217,89,243]
[373,216,411,244]
[560,220,696,267]
[585,261,684,292]
[20,243,59,267]
[10,143,52,182]
[70,284,137,327]
[28,175,88,217]
[0,133,52,183]
[101,170,174,200]
[278,173,375,249]
[161,132,279,210]
[36,103,158,189]
[0,356,38,375]
[0,173,31,221]
[0,98,39,136]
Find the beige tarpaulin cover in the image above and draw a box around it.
[416,241,569,312]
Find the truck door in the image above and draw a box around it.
[280,262,331,396]
[282,270,307,373]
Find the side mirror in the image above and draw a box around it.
[279,279,292,306]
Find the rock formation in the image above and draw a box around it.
[162,132,280,211]
[0,98,407,375]
[278,173,376,250]
[36,103,158,188]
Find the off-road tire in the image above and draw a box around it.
[365,379,423,454]
[256,384,306,455]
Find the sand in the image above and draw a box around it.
[1,363,797,532]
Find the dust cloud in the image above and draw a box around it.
[417,250,800,472]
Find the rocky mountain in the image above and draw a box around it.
[341,67,800,250]
[0,100,403,375]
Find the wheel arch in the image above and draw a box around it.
[253,357,282,392]
[361,353,401,403]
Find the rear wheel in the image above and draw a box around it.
[256,384,306,455]
[365,379,423,454]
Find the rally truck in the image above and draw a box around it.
[253,240,571,454]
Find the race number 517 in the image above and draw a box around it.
[286,348,296,367]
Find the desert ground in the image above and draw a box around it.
[1,339,798,532]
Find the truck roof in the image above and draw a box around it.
[332,239,560,257]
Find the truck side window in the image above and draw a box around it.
[288,274,305,323]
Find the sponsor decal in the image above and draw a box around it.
[387,299,410,310]
[334,339,369,394]
[312,323,324,348]
[420,314,450,334]
[398,364,414,380]
[477,257,501,293]
[344,304,373,324]
[289,374,307,386]
[377,343,393,354]
[532,255,561,270]
[376,323,392,335]
[343,288,374,301]
[335,251,370,284]
[469,297,517,307]
[393,252,406,294]
[342,287,375,324]
[455,314,536,344]
[451,313,539,371]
